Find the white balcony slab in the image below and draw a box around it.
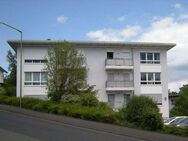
[105,66,133,70]
[106,87,134,91]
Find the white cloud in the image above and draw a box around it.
[169,80,188,92]
[173,3,183,9]
[86,14,188,91]
[86,26,142,41]
[179,14,188,20]
[117,16,126,22]
[138,17,188,67]
[57,15,68,24]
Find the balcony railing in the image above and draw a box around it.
[106,81,133,88]
[105,58,133,66]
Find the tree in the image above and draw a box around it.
[123,96,163,130]
[170,84,188,116]
[45,41,88,101]
[5,50,17,85]
[0,50,17,96]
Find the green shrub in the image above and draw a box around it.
[141,109,163,130]
[170,107,184,117]
[0,87,6,95]
[80,93,99,107]
[161,126,188,136]
[124,96,162,130]
[61,94,80,104]
[98,102,111,110]
[21,97,42,109]
[47,103,59,114]
[4,86,16,96]
[32,101,50,112]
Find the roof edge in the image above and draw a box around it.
[7,40,176,50]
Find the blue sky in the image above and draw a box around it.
[1,0,188,91]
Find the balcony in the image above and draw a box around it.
[105,59,133,70]
[106,81,134,91]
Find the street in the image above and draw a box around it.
[0,110,144,141]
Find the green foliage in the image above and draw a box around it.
[61,94,80,104]
[170,85,188,116]
[45,41,88,102]
[5,50,17,86]
[0,50,17,97]
[161,126,188,137]
[141,109,163,130]
[0,95,116,124]
[80,93,99,107]
[0,86,6,95]
[123,96,163,130]
[0,95,188,136]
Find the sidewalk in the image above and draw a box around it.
[0,104,187,141]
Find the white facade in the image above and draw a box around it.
[0,67,7,83]
[8,40,176,117]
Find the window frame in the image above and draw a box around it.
[140,72,161,85]
[24,72,48,86]
[140,52,160,64]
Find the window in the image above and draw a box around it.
[140,53,146,63]
[154,53,160,64]
[107,73,114,81]
[33,72,40,85]
[33,60,41,63]
[142,94,162,105]
[25,59,47,64]
[25,60,32,63]
[141,73,147,84]
[24,72,47,86]
[107,52,114,59]
[108,94,115,107]
[140,72,161,84]
[148,73,154,84]
[147,53,153,64]
[140,52,160,64]
[124,95,130,106]
[41,60,48,63]
[41,72,48,85]
[25,72,32,85]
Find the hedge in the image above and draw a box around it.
[0,95,117,124]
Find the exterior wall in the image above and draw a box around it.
[133,48,169,117]
[15,43,171,117]
[169,96,177,110]
[0,71,4,83]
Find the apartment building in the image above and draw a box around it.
[8,40,176,117]
[0,66,7,84]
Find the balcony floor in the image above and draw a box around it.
[106,87,134,91]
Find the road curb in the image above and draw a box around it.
[0,104,187,141]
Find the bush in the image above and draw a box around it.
[80,93,99,107]
[141,109,163,130]
[0,87,6,95]
[4,86,16,96]
[161,126,188,136]
[21,97,42,109]
[61,94,80,104]
[124,96,163,130]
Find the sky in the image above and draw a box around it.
[0,0,188,92]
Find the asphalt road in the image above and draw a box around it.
[0,110,145,141]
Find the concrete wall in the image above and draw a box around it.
[0,71,4,83]
[16,44,170,117]
[133,48,169,117]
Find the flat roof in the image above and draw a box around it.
[7,40,176,51]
